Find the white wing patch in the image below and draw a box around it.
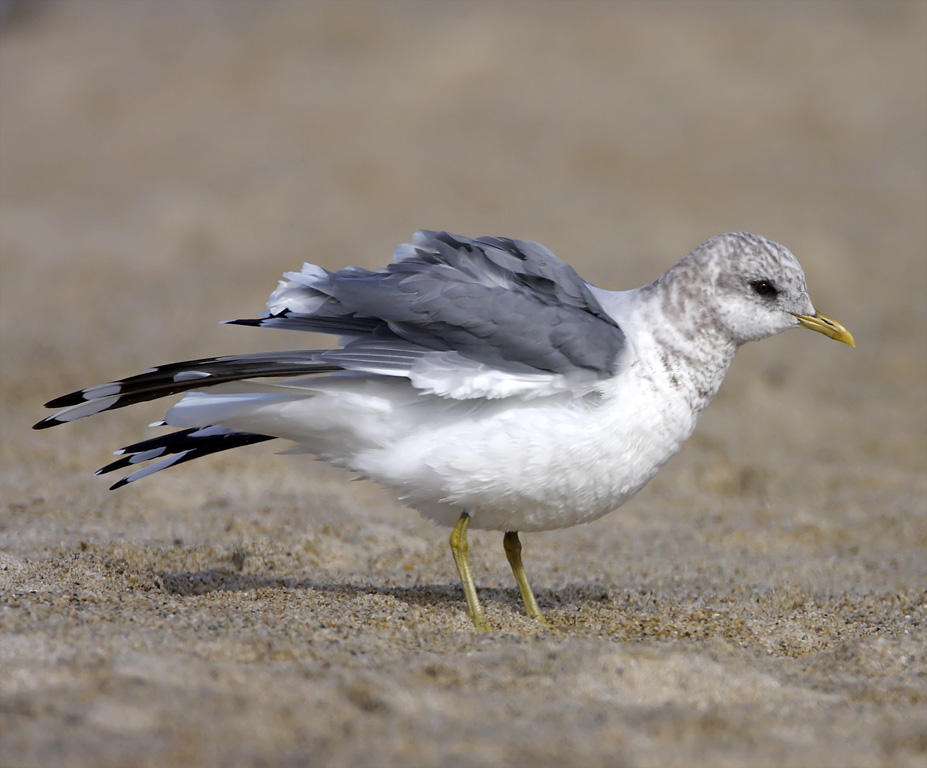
[408,351,595,400]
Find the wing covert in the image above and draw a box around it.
[249,230,626,383]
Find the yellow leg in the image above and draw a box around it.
[503,531,548,624]
[450,512,489,631]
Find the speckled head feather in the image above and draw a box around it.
[657,232,816,347]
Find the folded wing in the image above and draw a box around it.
[35,230,627,485]
[230,230,626,396]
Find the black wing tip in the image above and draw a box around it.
[95,456,130,476]
[223,317,263,327]
[99,429,276,490]
[44,392,85,408]
[224,312,285,327]
[33,417,62,430]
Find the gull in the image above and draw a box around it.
[35,231,854,630]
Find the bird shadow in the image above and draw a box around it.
[152,567,612,612]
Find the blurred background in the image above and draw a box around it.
[1,2,925,767]
[3,0,923,515]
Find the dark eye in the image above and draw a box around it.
[750,280,779,298]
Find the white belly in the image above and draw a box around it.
[352,374,699,532]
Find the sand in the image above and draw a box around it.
[1,2,925,766]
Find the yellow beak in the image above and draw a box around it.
[791,312,855,347]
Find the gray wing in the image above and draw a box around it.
[37,230,627,431]
[235,230,625,378]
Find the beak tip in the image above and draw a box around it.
[792,312,855,347]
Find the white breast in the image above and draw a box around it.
[351,349,701,531]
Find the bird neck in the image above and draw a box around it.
[633,271,738,413]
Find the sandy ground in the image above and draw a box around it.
[1,2,926,766]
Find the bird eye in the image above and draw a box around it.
[750,280,779,298]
